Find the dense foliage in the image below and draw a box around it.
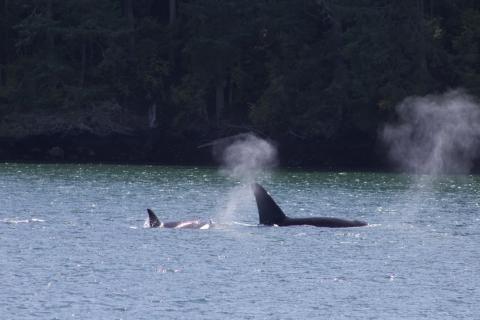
[1,0,480,165]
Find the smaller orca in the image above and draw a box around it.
[252,183,367,228]
[147,209,212,229]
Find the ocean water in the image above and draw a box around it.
[0,163,479,319]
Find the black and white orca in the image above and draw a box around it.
[252,183,367,228]
[147,209,212,229]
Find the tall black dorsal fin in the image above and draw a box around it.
[252,183,287,225]
[147,208,161,228]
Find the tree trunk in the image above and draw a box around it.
[79,37,86,87]
[414,0,430,91]
[228,76,233,108]
[148,103,157,128]
[215,79,226,125]
[0,0,7,86]
[124,0,135,60]
[169,0,176,27]
[0,66,4,87]
[322,1,346,130]
[322,0,347,91]
[167,0,176,71]
[46,0,54,61]
[323,2,347,98]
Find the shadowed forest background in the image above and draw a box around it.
[1,0,480,168]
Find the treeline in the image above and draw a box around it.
[1,1,480,166]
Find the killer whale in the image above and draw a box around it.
[252,183,367,228]
[147,209,212,229]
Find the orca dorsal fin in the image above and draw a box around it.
[147,209,161,228]
[252,183,287,225]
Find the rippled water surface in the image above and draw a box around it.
[1,163,479,319]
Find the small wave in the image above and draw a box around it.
[453,231,479,237]
[231,221,258,227]
[1,218,45,224]
[157,266,181,273]
[366,223,382,227]
[143,218,150,228]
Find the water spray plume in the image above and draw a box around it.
[212,133,278,223]
[216,133,278,182]
[383,89,480,174]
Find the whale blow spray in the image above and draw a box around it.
[214,133,278,222]
[383,89,480,174]
[219,133,277,181]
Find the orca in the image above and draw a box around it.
[252,183,367,228]
[147,209,212,229]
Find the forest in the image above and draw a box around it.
[1,0,480,168]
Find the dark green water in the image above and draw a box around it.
[1,164,479,319]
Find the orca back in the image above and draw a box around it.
[252,183,287,225]
[251,183,367,228]
[147,209,161,228]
